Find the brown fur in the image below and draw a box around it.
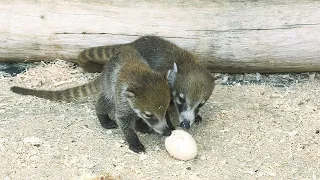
[11,46,172,153]
[11,77,101,102]
[76,36,215,129]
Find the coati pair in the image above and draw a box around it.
[77,36,216,129]
[11,36,216,152]
[11,46,175,153]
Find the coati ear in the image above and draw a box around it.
[173,62,178,73]
[123,90,135,98]
[167,62,178,89]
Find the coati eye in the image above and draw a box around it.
[176,93,185,104]
[143,111,153,119]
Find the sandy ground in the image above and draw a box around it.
[0,61,319,180]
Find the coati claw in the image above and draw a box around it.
[97,114,118,129]
[129,143,146,153]
[194,115,203,125]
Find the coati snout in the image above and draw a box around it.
[142,115,172,136]
[176,100,204,129]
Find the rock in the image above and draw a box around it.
[309,72,316,81]
[139,154,148,161]
[256,72,261,81]
[22,136,43,146]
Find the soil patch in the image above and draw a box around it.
[0,61,319,179]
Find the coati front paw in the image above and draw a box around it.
[135,119,153,134]
[129,143,145,153]
[97,114,118,129]
[102,120,118,129]
[194,115,203,125]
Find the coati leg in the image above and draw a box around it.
[97,114,118,129]
[95,94,118,129]
[165,112,176,130]
[116,114,145,153]
[194,115,203,125]
[135,119,153,134]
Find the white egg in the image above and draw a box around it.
[165,129,198,161]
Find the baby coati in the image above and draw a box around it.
[77,36,216,129]
[11,46,174,153]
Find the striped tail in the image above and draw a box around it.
[11,76,102,102]
[78,45,124,73]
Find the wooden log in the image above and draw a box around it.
[1,0,320,73]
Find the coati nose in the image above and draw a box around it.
[180,121,190,129]
[162,128,172,136]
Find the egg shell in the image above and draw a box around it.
[165,130,197,161]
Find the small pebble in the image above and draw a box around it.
[0,138,8,143]
[139,154,148,161]
[282,74,291,79]
[114,142,123,148]
[309,72,316,81]
[287,130,298,137]
[222,75,229,83]
[154,145,160,151]
[23,136,42,146]
[256,72,261,81]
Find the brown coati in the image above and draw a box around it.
[76,36,215,129]
[11,46,174,153]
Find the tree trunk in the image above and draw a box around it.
[1,0,320,73]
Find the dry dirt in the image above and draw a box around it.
[0,61,319,180]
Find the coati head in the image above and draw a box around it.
[168,63,215,129]
[123,71,172,136]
